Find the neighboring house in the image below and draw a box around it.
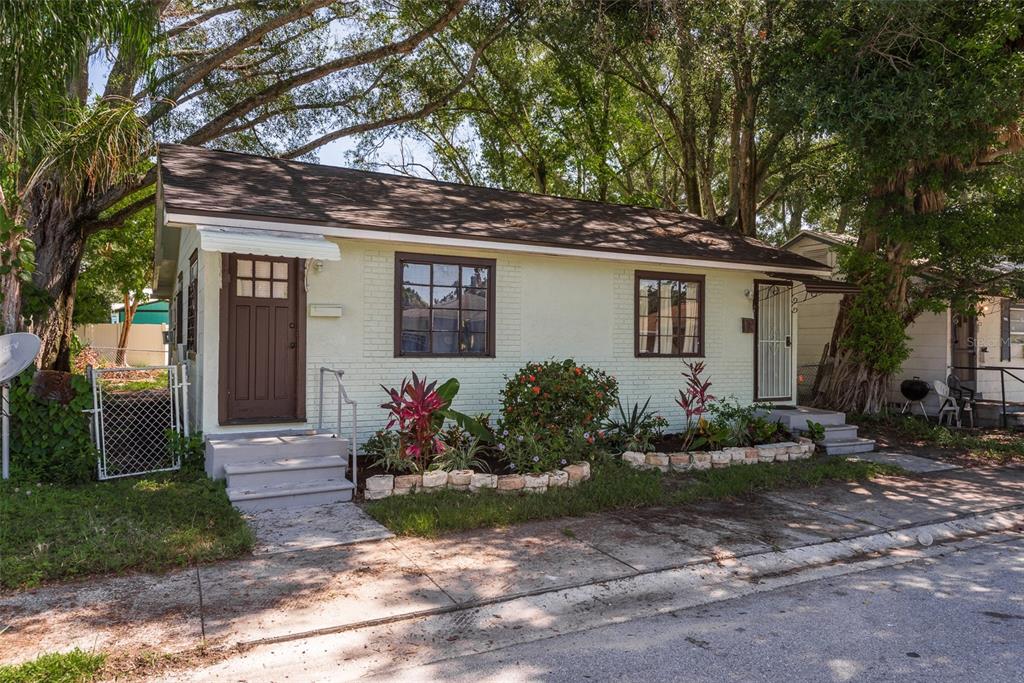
[783,230,1024,418]
[111,300,170,325]
[152,145,845,477]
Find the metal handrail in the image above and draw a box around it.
[318,367,358,487]
[951,365,1024,428]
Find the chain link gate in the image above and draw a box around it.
[87,364,190,479]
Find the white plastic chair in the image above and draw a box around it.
[934,380,961,427]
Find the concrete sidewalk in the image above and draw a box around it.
[2,465,1023,665]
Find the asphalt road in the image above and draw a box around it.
[383,537,1024,683]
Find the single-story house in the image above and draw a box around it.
[152,145,853,503]
[783,230,1024,420]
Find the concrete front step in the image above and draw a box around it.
[824,438,876,456]
[822,425,860,442]
[228,478,356,513]
[224,455,348,489]
[768,406,847,430]
[206,433,348,479]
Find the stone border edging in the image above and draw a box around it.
[364,461,592,500]
[621,437,815,472]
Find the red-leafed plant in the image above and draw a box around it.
[380,374,492,472]
[380,373,446,472]
[675,361,715,451]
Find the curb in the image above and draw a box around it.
[233,504,1024,650]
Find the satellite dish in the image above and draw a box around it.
[0,333,41,382]
[0,332,41,480]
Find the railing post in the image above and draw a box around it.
[317,367,325,432]
[1001,369,1007,429]
[350,399,358,489]
[180,364,190,438]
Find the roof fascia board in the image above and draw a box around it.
[165,211,830,275]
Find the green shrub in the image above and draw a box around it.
[363,428,414,473]
[605,396,668,453]
[8,368,95,485]
[500,359,618,435]
[167,430,205,479]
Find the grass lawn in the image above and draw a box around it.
[363,457,900,537]
[0,649,105,683]
[0,473,253,589]
[854,414,1024,465]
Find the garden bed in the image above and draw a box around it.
[363,456,901,537]
[0,473,253,589]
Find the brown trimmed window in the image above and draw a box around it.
[174,272,184,346]
[186,250,198,353]
[635,271,704,357]
[395,253,495,356]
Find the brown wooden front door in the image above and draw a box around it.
[220,254,306,424]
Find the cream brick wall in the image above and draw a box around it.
[192,234,793,441]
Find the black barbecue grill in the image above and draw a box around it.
[900,377,930,417]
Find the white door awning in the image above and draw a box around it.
[197,225,341,260]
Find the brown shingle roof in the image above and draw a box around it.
[157,144,828,272]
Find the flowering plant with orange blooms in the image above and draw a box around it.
[499,359,618,441]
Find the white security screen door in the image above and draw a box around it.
[756,282,794,401]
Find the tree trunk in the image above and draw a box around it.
[1,255,22,334]
[812,193,921,413]
[811,294,894,413]
[27,214,87,371]
[115,293,137,366]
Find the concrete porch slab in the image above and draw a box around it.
[848,451,960,473]
[246,502,394,556]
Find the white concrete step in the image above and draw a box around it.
[822,425,859,442]
[824,437,876,456]
[206,433,347,479]
[768,406,847,431]
[228,479,355,513]
[224,455,347,489]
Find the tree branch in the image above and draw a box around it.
[182,0,470,146]
[145,0,339,125]
[164,2,248,39]
[281,10,511,159]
